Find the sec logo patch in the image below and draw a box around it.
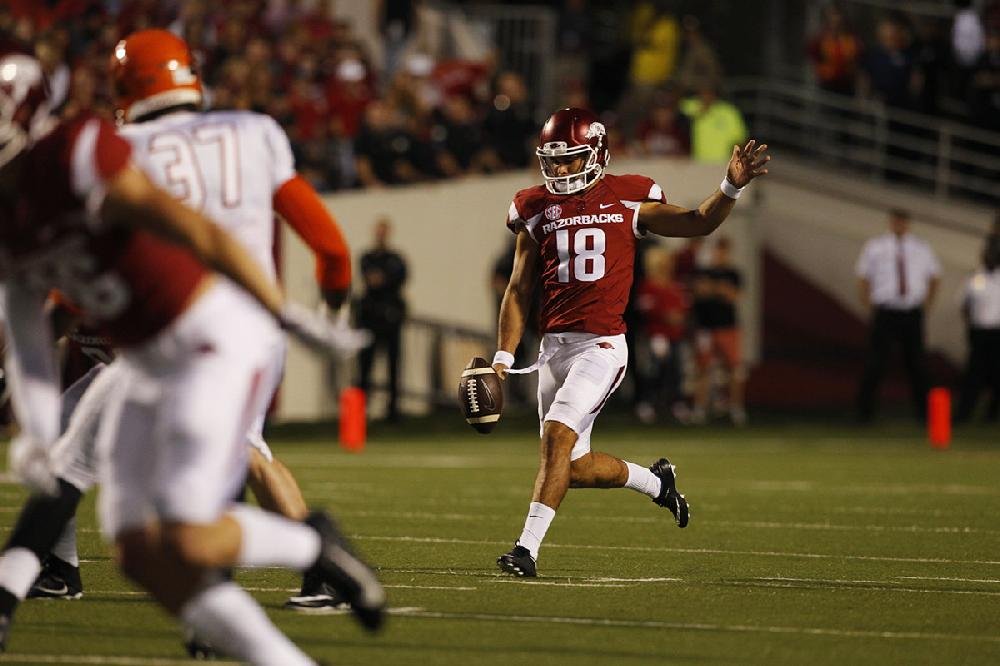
[544,204,562,220]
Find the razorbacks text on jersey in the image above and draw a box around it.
[0,114,207,346]
[507,173,666,336]
[119,110,295,282]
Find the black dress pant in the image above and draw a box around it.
[856,307,929,421]
[358,324,402,419]
[956,328,1000,422]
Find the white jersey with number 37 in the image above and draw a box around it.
[119,109,295,281]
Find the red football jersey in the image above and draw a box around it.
[0,114,207,347]
[507,173,666,335]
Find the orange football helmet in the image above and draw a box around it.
[110,29,202,123]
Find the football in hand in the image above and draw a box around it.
[458,357,503,434]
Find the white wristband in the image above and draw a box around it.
[492,351,515,369]
[720,178,746,200]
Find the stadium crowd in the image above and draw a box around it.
[1,0,751,196]
[808,0,1000,130]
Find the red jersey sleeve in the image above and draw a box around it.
[507,185,548,240]
[67,116,132,218]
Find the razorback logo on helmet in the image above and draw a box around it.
[584,122,606,139]
[111,29,203,123]
[535,108,610,195]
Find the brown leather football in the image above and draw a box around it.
[458,357,503,434]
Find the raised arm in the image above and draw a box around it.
[493,230,540,379]
[638,139,769,238]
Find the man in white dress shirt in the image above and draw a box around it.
[855,209,941,422]
[956,235,1000,422]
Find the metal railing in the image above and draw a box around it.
[729,78,1000,203]
[459,3,557,122]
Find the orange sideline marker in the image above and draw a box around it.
[928,387,951,449]
[339,387,366,451]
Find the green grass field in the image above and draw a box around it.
[1,417,999,665]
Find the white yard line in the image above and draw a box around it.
[0,655,238,665]
[390,609,1000,644]
[733,578,1000,597]
[487,580,632,588]
[353,534,1000,566]
[333,508,993,534]
[898,576,1000,584]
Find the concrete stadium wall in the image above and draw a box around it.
[276,158,761,421]
[758,166,995,366]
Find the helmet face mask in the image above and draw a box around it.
[535,108,609,195]
[0,52,51,170]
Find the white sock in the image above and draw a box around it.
[0,548,42,600]
[180,581,315,666]
[228,505,320,570]
[516,502,556,560]
[624,462,662,499]
[50,517,80,567]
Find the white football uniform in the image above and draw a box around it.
[49,111,297,496]
[121,110,295,460]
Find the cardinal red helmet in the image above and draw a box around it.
[535,107,609,195]
[0,49,52,168]
[110,29,202,123]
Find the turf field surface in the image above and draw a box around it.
[1,419,998,665]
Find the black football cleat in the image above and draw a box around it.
[497,544,536,578]
[650,458,690,528]
[285,571,349,613]
[28,557,83,599]
[183,628,218,660]
[304,511,385,631]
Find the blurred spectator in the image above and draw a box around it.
[968,29,1000,130]
[484,71,535,169]
[402,1,491,65]
[673,236,706,290]
[955,234,1000,422]
[953,0,986,69]
[34,32,70,109]
[553,0,593,102]
[432,94,501,176]
[634,247,690,424]
[619,0,680,137]
[690,237,745,425]
[680,86,747,163]
[356,217,409,422]
[354,100,422,186]
[635,90,690,157]
[807,3,862,95]
[860,15,922,110]
[327,58,375,139]
[674,15,723,97]
[855,209,941,423]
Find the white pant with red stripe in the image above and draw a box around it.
[96,280,281,538]
[536,332,628,461]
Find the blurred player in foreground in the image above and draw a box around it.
[0,49,382,664]
[16,28,355,614]
[493,107,768,576]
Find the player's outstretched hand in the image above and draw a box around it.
[280,302,373,358]
[9,434,58,497]
[727,139,770,188]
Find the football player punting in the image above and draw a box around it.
[0,49,382,665]
[493,108,769,577]
[13,28,357,614]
